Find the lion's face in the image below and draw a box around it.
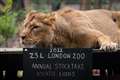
[19,12,55,47]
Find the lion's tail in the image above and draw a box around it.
[112,11,120,29]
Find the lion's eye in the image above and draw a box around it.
[32,26,40,35]
[33,26,39,29]
[32,26,39,30]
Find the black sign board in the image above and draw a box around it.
[23,48,92,80]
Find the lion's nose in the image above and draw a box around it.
[20,34,26,40]
[21,36,26,40]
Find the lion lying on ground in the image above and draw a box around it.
[19,8,120,50]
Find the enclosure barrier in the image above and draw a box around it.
[0,48,120,80]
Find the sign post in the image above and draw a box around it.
[23,48,92,80]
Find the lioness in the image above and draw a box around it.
[20,8,120,50]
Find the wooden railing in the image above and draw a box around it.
[0,48,120,80]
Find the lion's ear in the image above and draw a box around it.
[26,10,37,17]
[25,11,46,23]
[25,10,38,22]
[43,13,55,25]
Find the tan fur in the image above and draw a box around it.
[20,8,120,49]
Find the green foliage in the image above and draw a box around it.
[65,0,80,4]
[36,6,50,13]
[0,0,13,13]
[31,0,50,13]
[0,12,17,45]
[32,0,48,4]
[0,35,5,45]
[32,5,50,13]
[16,10,26,22]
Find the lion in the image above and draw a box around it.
[19,8,120,50]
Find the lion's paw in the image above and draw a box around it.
[100,42,118,52]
